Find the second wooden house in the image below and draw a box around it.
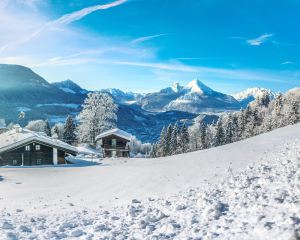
[96,128,132,158]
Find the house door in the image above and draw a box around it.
[112,150,117,158]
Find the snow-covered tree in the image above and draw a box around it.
[150,143,158,158]
[170,123,179,154]
[215,119,225,146]
[7,122,15,130]
[285,100,299,125]
[150,88,299,158]
[236,109,246,139]
[272,93,284,128]
[44,120,51,136]
[206,124,217,148]
[157,126,168,157]
[260,115,273,133]
[26,120,49,135]
[130,136,152,157]
[199,122,207,149]
[63,116,77,144]
[51,123,64,139]
[164,124,173,156]
[178,123,189,153]
[223,114,234,144]
[254,92,271,108]
[77,92,118,145]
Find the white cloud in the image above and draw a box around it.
[54,0,127,25]
[246,34,273,46]
[0,0,128,53]
[131,34,168,44]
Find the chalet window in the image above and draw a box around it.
[25,145,30,151]
[36,159,42,165]
[35,145,41,151]
[12,160,18,165]
[112,139,117,148]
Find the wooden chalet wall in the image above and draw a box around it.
[101,134,130,157]
[0,141,71,166]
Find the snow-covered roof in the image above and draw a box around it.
[96,128,132,141]
[0,119,6,129]
[0,127,77,154]
[76,144,102,155]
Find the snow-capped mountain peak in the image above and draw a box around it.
[171,82,183,93]
[233,87,275,107]
[185,79,213,95]
[233,87,273,101]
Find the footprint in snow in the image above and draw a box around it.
[71,229,84,237]
[132,199,141,204]
[6,232,17,240]
[2,222,14,230]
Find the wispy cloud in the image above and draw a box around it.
[131,33,168,44]
[53,0,127,25]
[0,0,128,52]
[246,33,273,46]
[0,0,46,11]
[176,57,225,61]
[281,61,294,65]
[30,50,300,85]
[106,60,299,84]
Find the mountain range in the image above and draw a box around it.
[0,64,276,142]
[97,80,274,113]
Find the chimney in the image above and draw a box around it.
[14,124,21,133]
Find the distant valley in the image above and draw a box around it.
[0,64,276,142]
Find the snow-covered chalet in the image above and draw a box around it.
[96,128,132,158]
[0,125,77,166]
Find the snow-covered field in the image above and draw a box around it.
[1,124,300,239]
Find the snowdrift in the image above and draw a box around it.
[0,123,300,239]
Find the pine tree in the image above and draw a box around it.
[44,120,51,136]
[215,119,225,146]
[261,92,271,107]
[51,123,64,139]
[170,123,179,155]
[244,107,259,138]
[224,115,233,144]
[53,125,60,138]
[199,122,207,149]
[231,114,239,142]
[179,123,189,153]
[157,126,167,157]
[150,143,157,158]
[286,100,299,125]
[63,115,77,144]
[237,109,246,139]
[272,93,284,128]
[260,115,273,133]
[165,124,173,156]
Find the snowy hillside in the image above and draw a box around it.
[233,87,275,107]
[52,80,88,95]
[1,123,300,239]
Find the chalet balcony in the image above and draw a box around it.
[102,144,129,150]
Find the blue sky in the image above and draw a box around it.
[0,0,300,93]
